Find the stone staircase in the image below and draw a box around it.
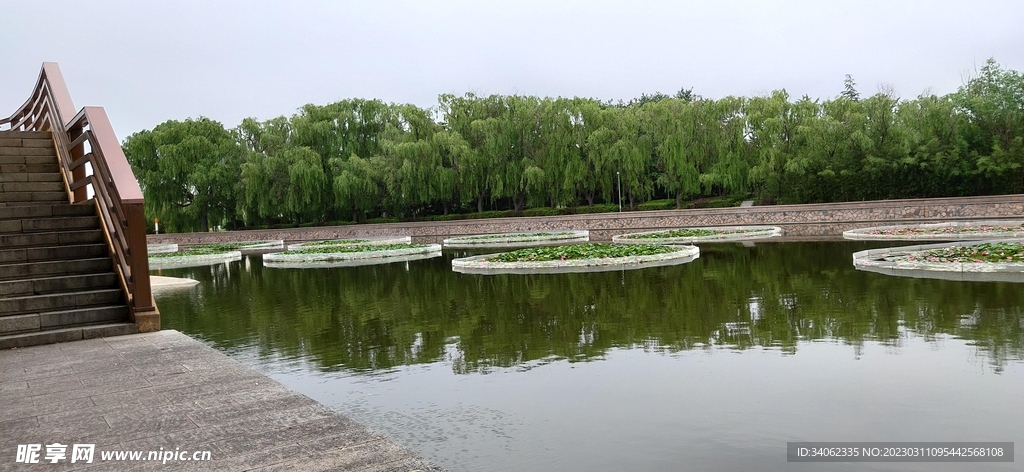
[0,130,136,349]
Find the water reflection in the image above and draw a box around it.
[153,242,1024,374]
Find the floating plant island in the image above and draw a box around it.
[844,221,1024,241]
[286,236,412,251]
[149,243,248,269]
[264,243,442,268]
[451,243,699,274]
[612,226,782,245]
[443,230,588,248]
[852,239,1024,282]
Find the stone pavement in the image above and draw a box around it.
[0,330,446,471]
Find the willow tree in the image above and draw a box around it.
[123,117,242,232]
[330,154,383,222]
[240,150,288,225]
[283,147,328,224]
[651,99,702,208]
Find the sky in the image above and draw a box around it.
[2,0,1023,139]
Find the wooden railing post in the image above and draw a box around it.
[126,202,159,331]
[67,123,87,202]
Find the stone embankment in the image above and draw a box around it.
[148,194,1024,245]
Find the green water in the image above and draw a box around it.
[153,242,1024,471]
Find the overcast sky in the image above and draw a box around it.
[3,0,1022,138]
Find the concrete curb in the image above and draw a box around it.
[852,239,1024,282]
[451,245,699,274]
[612,226,782,244]
[843,220,1024,240]
[443,230,589,248]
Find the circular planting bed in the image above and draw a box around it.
[286,236,412,251]
[844,220,1024,241]
[147,243,178,255]
[451,243,699,275]
[612,226,782,245]
[443,230,588,248]
[264,243,442,268]
[149,243,245,269]
[852,239,1024,282]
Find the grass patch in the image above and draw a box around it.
[282,243,428,255]
[486,243,679,262]
[625,228,761,239]
[302,239,371,246]
[892,242,1024,263]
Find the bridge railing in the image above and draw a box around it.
[0,63,159,331]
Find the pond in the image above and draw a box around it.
[152,242,1024,472]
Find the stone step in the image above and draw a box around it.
[0,154,57,164]
[0,322,136,349]
[0,172,62,183]
[0,243,108,265]
[0,130,52,140]
[0,229,104,248]
[0,272,119,299]
[0,163,60,174]
[0,216,100,234]
[0,191,67,203]
[0,137,53,148]
[0,203,91,221]
[0,257,112,281]
[0,181,64,192]
[0,147,56,157]
[0,288,123,316]
[0,305,128,335]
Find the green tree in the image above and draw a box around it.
[123,117,242,232]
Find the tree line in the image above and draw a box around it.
[124,59,1023,233]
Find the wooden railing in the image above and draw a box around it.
[1,63,159,331]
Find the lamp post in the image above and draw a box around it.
[617,171,622,212]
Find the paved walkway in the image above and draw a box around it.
[1,330,445,471]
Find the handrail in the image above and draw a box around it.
[1,63,159,332]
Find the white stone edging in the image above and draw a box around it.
[264,251,442,269]
[150,275,200,291]
[612,226,782,244]
[265,244,443,264]
[286,236,412,251]
[443,230,589,248]
[451,245,700,274]
[147,243,178,255]
[843,220,1024,240]
[852,239,1024,282]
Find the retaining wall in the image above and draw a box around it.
[148,194,1024,245]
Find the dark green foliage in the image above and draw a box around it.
[486,243,679,262]
[126,60,1024,233]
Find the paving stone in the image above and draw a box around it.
[0,330,443,471]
